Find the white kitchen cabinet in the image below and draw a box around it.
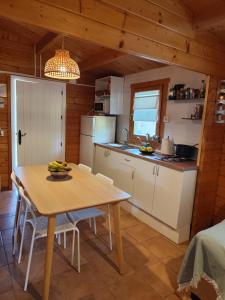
[152,165,196,229]
[94,146,134,194]
[94,146,115,179]
[95,76,124,115]
[132,158,156,214]
[94,145,197,232]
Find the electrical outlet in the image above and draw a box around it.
[163,115,169,123]
[0,129,4,137]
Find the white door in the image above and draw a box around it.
[132,159,156,213]
[15,79,65,166]
[152,165,182,229]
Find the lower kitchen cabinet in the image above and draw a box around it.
[94,145,197,232]
[132,158,155,214]
[152,165,196,229]
[94,146,134,194]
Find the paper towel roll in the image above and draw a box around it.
[161,137,173,155]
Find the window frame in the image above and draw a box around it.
[129,78,169,145]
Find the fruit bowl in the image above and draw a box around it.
[139,145,155,155]
[49,170,71,179]
[48,161,72,179]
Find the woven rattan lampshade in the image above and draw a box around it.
[44,49,80,80]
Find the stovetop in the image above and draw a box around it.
[158,156,195,162]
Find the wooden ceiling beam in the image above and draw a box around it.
[36,0,225,65]
[79,49,125,71]
[36,32,63,54]
[194,7,225,31]
[1,0,225,77]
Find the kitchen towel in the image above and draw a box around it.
[178,220,225,300]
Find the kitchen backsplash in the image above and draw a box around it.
[117,65,206,146]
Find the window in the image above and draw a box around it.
[133,89,160,136]
[129,79,169,143]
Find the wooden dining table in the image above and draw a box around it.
[15,164,130,300]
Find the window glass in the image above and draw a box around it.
[133,89,160,136]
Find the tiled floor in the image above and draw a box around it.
[0,190,188,300]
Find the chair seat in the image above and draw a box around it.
[27,214,75,238]
[68,208,105,223]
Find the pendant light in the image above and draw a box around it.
[44,37,80,80]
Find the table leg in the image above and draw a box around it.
[43,215,56,300]
[112,203,124,274]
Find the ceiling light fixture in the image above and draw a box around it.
[44,37,80,80]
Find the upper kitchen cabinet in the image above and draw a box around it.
[95,76,124,115]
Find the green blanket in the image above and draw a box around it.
[178,220,225,300]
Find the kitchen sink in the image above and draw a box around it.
[106,143,135,150]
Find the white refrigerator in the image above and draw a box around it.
[79,115,116,168]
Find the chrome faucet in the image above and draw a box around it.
[122,128,129,145]
[146,133,151,144]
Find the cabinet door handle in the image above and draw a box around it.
[156,166,159,176]
[131,170,135,180]
[124,158,130,162]
[153,165,156,175]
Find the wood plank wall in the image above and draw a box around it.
[191,76,225,235]
[65,83,95,164]
[0,28,34,75]
[0,75,11,190]
[214,137,225,223]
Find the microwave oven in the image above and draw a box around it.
[94,97,110,114]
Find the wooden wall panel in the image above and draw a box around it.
[0,28,34,75]
[191,76,225,235]
[0,75,11,190]
[214,137,225,223]
[65,84,95,164]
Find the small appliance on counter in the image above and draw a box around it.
[160,136,174,156]
[80,115,116,168]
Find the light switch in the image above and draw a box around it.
[163,115,169,123]
[0,129,4,137]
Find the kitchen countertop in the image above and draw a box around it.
[95,143,198,172]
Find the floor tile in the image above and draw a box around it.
[142,236,184,260]
[125,222,160,243]
[0,190,188,300]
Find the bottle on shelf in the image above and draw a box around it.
[200,80,206,98]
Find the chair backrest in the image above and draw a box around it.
[18,186,36,221]
[11,171,21,191]
[96,173,113,185]
[78,163,92,173]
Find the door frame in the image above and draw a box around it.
[11,75,66,169]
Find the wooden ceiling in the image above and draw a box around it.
[182,0,225,43]
[0,16,164,82]
[1,1,225,81]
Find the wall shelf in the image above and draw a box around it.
[168,98,205,102]
[181,117,202,120]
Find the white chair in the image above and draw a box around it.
[17,186,80,291]
[11,171,23,256]
[67,166,113,258]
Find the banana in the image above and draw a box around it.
[48,160,70,172]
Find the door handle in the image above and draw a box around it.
[124,158,130,162]
[153,165,156,175]
[18,130,27,145]
[156,166,159,176]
